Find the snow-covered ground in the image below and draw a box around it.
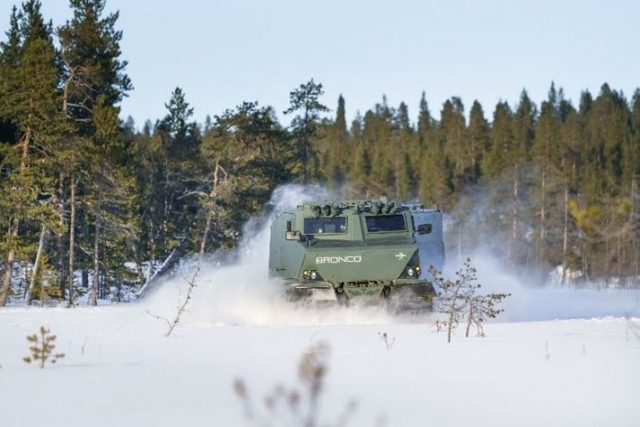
[2,186,640,426]
[1,286,639,427]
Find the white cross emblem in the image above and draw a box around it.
[395,252,407,260]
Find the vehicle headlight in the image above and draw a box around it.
[403,265,421,278]
[302,270,321,281]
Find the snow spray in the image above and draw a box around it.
[140,184,404,326]
[140,183,640,326]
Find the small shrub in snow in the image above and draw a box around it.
[430,258,510,342]
[429,260,475,343]
[234,342,357,427]
[23,326,65,368]
[378,332,395,350]
[464,290,510,338]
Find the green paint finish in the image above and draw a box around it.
[269,199,444,305]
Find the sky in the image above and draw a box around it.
[1,0,639,127]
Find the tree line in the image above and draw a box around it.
[1,0,638,307]
[328,85,640,288]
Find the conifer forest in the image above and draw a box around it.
[1,0,639,306]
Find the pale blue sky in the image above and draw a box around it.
[3,0,639,127]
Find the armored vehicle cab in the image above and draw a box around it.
[269,199,444,308]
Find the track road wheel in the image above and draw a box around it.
[334,285,349,307]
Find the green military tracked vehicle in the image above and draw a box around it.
[268,199,444,309]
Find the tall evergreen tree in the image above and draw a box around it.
[0,1,64,306]
[416,91,439,202]
[419,132,451,208]
[348,113,372,197]
[580,85,633,279]
[321,95,349,190]
[482,102,514,180]
[629,91,640,281]
[393,102,417,199]
[531,89,561,264]
[440,97,467,193]
[57,0,132,305]
[283,79,329,185]
[466,100,490,184]
[155,88,203,254]
[480,101,518,262]
[361,100,395,197]
[58,0,132,127]
[507,91,537,267]
[446,100,490,256]
[417,91,435,149]
[419,98,453,208]
[202,101,292,248]
[557,105,582,282]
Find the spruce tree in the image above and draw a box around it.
[628,91,640,282]
[87,96,129,305]
[440,97,467,193]
[283,79,329,185]
[202,101,292,249]
[416,91,439,203]
[363,97,396,197]
[417,91,435,149]
[479,101,516,260]
[57,0,132,305]
[348,113,371,196]
[531,94,560,264]
[0,1,65,306]
[58,0,132,126]
[448,100,489,255]
[153,88,202,256]
[466,100,490,184]
[557,104,582,281]
[394,102,417,200]
[321,95,349,190]
[419,115,452,210]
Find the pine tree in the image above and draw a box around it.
[419,118,452,209]
[0,1,65,306]
[440,97,467,193]
[202,101,292,249]
[479,101,517,260]
[57,0,133,305]
[585,86,633,279]
[151,88,203,257]
[394,102,417,200]
[558,104,582,282]
[628,90,640,282]
[284,79,329,185]
[58,0,132,127]
[87,95,130,305]
[482,102,513,181]
[348,113,371,196]
[530,91,555,263]
[416,91,441,204]
[417,91,435,149]
[466,101,490,185]
[447,100,489,255]
[320,95,349,190]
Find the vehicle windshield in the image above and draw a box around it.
[366,214,406,232]
[304,217,347,234]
